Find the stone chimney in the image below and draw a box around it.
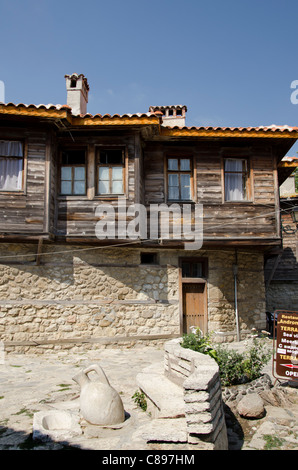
[149,105,187,127]
[65,73,89,115]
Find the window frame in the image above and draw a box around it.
[165,155,194,202]
[223,157,252,202]
[0,139,26,193]
[96,147,126,197]
[180,257,208,281]
[59,148,87,196]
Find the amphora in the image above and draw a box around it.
[73,364,125,425]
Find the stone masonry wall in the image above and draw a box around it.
[207,250,266,342]
[266,282,298,312]
[0,244,266,352]
[164,338,228,450]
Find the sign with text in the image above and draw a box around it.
[273,310,298,382]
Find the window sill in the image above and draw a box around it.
[224,200,254,204]
[58,195,88,200]
[57,194,126,201]
[94,194,125,199]
[0,190,25,195]
[167,199,196,204]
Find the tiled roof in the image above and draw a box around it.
[163,124,298,133]
[0,102,298,136]
[0,102,156,118]
[1,102,71,110]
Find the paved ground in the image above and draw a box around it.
[0,341,297,451]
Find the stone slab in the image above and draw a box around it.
[136,362,185,418]
[140,418,187,443]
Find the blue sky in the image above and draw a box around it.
[1,0,298,155]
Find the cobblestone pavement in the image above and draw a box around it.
[0,342,297,451]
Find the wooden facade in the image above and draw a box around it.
[0,103,297,248]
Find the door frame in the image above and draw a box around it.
[179,257,208,335]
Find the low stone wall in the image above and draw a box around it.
[164,339,228,450]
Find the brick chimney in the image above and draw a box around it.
[149,105,187,127]
[65,73,89,115]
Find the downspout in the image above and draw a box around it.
[233,251,240,341]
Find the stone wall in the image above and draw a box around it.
[266,281,298,312]
[0,243,267,352]
[206,250,266,341]
[164,338,228,450]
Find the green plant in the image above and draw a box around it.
[213,346,245,386]
[181,328,218,360]
[241,338,271,382]
[181,330,271,387]
[132,391,147,411]
[263,434,285,450]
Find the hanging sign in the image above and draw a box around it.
[273,310,298,382]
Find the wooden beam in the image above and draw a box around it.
[3,333,180,348]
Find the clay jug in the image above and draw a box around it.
[72,364,125,425]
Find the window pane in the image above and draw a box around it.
[180,174,191,199]
[0,141,23,157]
[61,181,72,194]
[98,180,109,194]
[112,166,123,180]
[74,180,85,194]
[61,167,72,180]
[112,180,123,194]
[62,150,85,165]
[225,174,244,201]
[98,167,109,181]
[182,262,191,277]
[168,186,179,200]
[99,149,123,164]
[225,158,244,172]
[168,174,179,187]
[0,157,23,191]
[74,167,85,181]
[168,158,178,170]
[224,159,246,201]
[193,262,203,277]
[168,173,179,199]
[180,159,190,171]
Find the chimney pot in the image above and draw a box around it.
[149,105,187,127]
[65,73,89,115]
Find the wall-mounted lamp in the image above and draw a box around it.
[291,207,298,225]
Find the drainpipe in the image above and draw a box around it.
[233,262,240,342]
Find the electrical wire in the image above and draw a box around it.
[0,205,296,260]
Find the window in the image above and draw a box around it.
[0,140,24,191]
[97,148,124,195]
[60,149,86,195]
[181,258,208,278]
[167,157,192,201]
[224,158,248,201]
[140,252,158,265]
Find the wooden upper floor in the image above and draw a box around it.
[0,101,297,248]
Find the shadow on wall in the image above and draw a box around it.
[0,245,171,303]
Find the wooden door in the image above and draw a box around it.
[182,283,207,334]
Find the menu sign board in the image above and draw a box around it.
[273,310,298,382]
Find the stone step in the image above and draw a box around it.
[140,417,187,443]
[136,362,185,419]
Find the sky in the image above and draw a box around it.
[1,0,298,155]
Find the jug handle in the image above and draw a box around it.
[83,364,110,386]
